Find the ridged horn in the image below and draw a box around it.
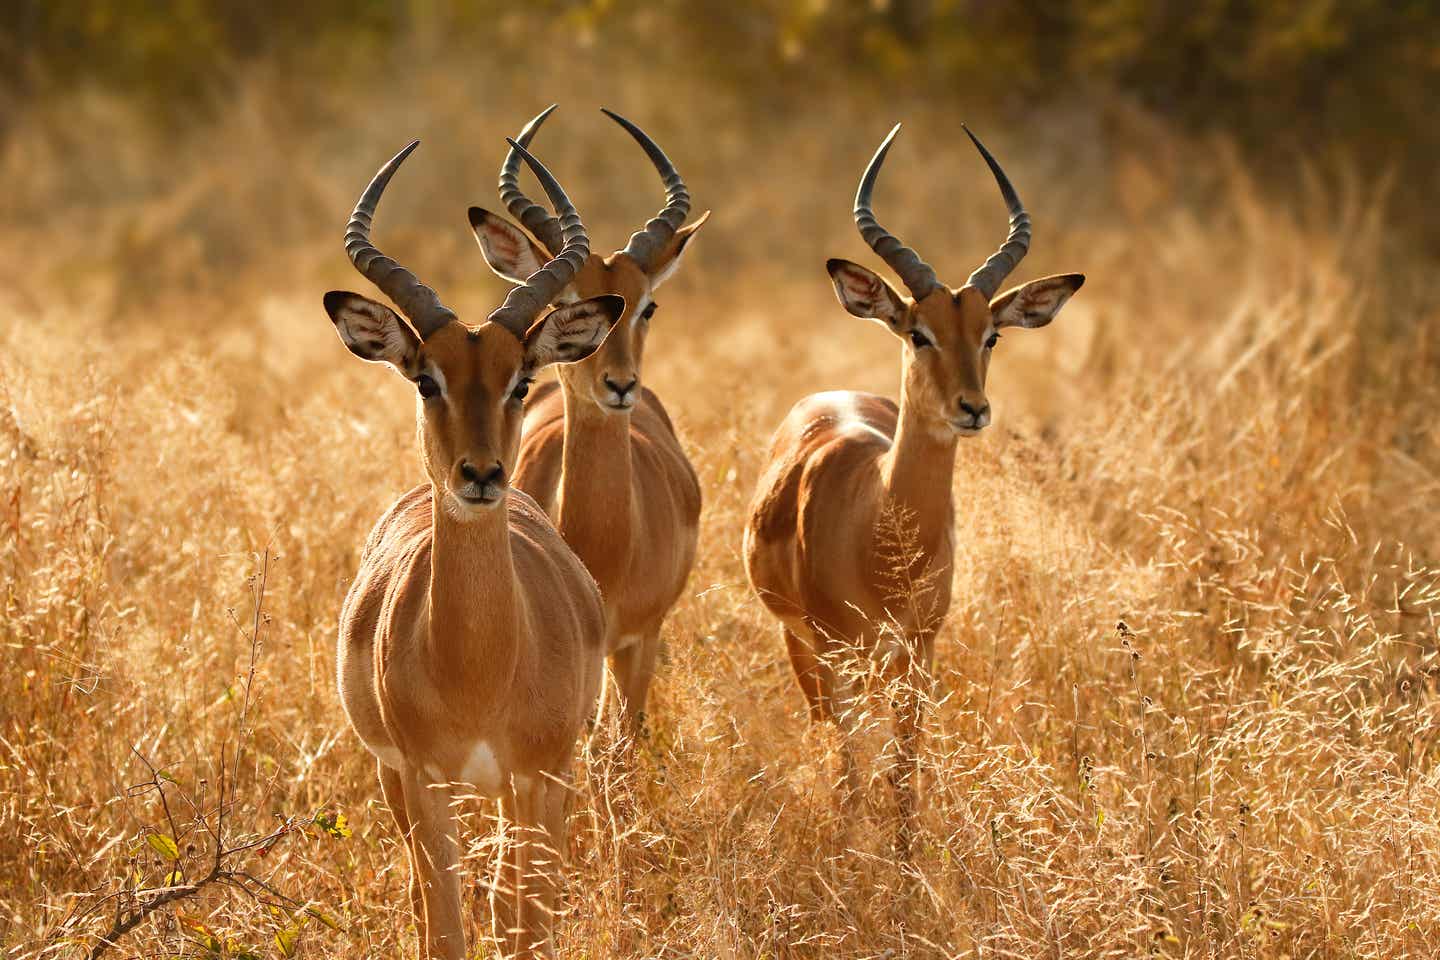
[498,105,566,256]
[962,124,1031,299]
[344,140,456,339]
[602,108,691,270]
[854,123,938,301]
[487,138,590,338]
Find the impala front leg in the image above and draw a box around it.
[401,771,465,959]
[887,651,932,862]
[496,775,565,958]
[378,762,426,948]
[611,623,664,740]
[821,640,866,817]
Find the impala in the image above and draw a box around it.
[330,137,622,959]
[468,106,704,734]
[742,124,1084,854]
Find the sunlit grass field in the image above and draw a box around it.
[4,57,1440,958]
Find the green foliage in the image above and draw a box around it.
[5,0,1438,247]
[312,809,351,840]
[145,832,180,861]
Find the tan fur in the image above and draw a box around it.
[514,245,703,732]
[334,318,608,959]
[744,276,1081,855]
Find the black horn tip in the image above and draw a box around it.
[505,138,553,181]
[518,105,558,143]
[599,107,641,134]
[504,137,543,178]
[874,122,903,158]
[961,124,1004,171]
[856,123,905,213]
[875,122,902,154]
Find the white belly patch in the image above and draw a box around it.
[460,741,503,795]
[362,739,404,772]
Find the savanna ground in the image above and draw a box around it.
[4,8,1440,958]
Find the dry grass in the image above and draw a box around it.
[3,46,1440,959]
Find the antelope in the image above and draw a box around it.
[329,137,623,959]
[742,124,1084,854]
[468,106,704,735]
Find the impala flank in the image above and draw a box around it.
[469,106,704,734]
[330,137,622,959]
[743,124,1084,855]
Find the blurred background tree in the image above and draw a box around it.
[6,0,1437,165]
[1,0,1437,275]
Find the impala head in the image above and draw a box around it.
[468,106,709,414]
[828,124,1084,438]
[323,139,625,519]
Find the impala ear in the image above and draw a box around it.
[323,291,420,371]
[647,210,710,290]
[469,207,553,285]
[826,258,909,331]
[523,295,626,369]
[990,273,1086,330]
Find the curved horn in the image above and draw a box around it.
[962,124,1031,299]
[602,108,691,270]
[854,124,938,301]
[487,138,590,338]
[498,105,566,256]
[345,140,456,338]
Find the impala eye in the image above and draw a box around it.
[641,302,658,321]
[908,329,932,349]
[511,378,532,401]
[985,332,1001,350]
[416,374,441,399]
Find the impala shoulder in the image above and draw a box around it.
[789,391,896,446]
[506,486,555,531]
[635,386,679,433]
[359,484,430,554]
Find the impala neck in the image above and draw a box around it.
[555,381,634,590]
[880,379,959,547]
[428,488,521,683]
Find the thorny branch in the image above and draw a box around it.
[59,548,320,959]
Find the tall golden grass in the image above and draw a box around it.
[3,48,1440,958]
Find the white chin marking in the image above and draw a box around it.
[443,491,500,522]
[441,492,470,522]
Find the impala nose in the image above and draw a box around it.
[602,375,638,409]
[456,460,506,503]
[953,398,991,432]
